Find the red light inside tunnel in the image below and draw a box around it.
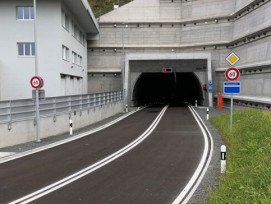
[162,68,173,73]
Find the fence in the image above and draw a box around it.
[0,91,123,125]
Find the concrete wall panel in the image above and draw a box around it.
[233,3,271,39]
[0,101,123,148]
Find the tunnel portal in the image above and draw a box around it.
[132,72,204,106]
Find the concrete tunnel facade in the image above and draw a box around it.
[124,53,213,107]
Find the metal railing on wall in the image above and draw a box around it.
[0,91,123,125]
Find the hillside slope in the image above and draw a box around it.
[88,0,132,17]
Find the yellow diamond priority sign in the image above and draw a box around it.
[226,52,240,66]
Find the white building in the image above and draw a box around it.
[0,0,99,100]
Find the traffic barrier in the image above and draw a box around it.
[217,93,223,109]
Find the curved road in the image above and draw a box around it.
[0,106,205,204]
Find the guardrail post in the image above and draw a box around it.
[53,98,57,122]
[87,94,90,109]
[221,145,226,173]
[80,95,82,116]
[8,100,12,124]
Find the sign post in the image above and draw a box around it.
[224,81,241,129]
[225,53,241,130]
[30,75,44,142]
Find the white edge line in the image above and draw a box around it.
[172,105,213,204]
[0,107,145,164]
[9,106,168,204]
[181,106,214,204]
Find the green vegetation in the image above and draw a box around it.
[208,109,271,204]
[88,0,133,18]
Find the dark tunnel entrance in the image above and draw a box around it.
[132,73,204,106]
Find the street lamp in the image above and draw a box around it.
[121,23,128,108]
[33,0,41,142]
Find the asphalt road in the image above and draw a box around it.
[0,106,205,204]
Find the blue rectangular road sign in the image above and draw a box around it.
[223,81,241,94]
[208,80,213,92]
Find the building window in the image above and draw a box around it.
[17,42,35,56]
[72,51,77,64]
[17,6,34,20]
[72,51,82,66]
[78,55,82,66]
[62,11,69,31]
[72,23,78,38]
[62,45,69,61]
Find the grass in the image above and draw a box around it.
[88,0,133,17]
[208,108,271,204]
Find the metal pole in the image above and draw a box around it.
[34,0,41,142]
[122,23,126,109]
[230,94,233,130]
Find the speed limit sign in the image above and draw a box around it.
[30,76,43,89]
[225,67,240,81]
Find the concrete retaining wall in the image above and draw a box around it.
[0,101,123,148]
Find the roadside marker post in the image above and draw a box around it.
[195,100,197,107]
[221,145,226,173]
[69,119,73,135]
[206,108,209,120]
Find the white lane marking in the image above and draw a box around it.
[172,106,213,204]
[9,106,168,204]
[0,152,15,158]
[0,107,146,164]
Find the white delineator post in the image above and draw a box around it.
[69,119,73,135]
[221,145,226,173]
[195,100,197,107]
[125,104,128,112]
[206,108,209,120]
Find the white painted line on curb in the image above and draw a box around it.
[172,105,214,204]
[9,106,168,204]
[0,107,146,164]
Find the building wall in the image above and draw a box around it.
[0,0,88,101]
[88,0,271,100]
[0,0,38,100]
[98,0,235,22]
[60,2,88,96]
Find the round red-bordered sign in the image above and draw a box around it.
[30,76,42,89]
[225,67,240,81]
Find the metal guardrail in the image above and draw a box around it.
[214,95,271,109]
[0,91,123,125]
